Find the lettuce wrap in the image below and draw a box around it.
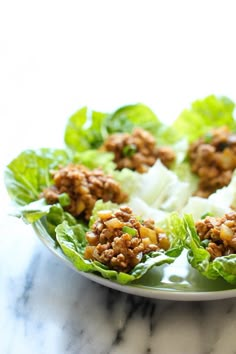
[4,148,117,235]
[184,214,236,284]
[55,202,186,284]
[172,95,236,142]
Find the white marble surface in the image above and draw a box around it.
[1,206,236,354]
[1,164,236,354]
[1,1,236,353]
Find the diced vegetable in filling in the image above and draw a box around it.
[42,164,127,220]
[101,128,175,173]
[195,212,236,260]
[84,206,170,272]
[189,127,236,197]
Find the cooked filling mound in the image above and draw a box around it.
[195,212,236,260]
[189,127,236,197]
[42,164,127,220]
[101,128,175,173]
[84,206,170,272]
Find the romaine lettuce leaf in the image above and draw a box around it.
[172,95,236,142]
[10,198,53,224]
[5,148,70,206]
[112,168,141,196]
[73,149,116,174]
[5,147,118,209]
[64,107,107,152]
[64,103,169,153]
[182,171,236,220]
[184,214,236,284]
[9,198,77,236]
[159,212,186,258]
[4,148,116,231]
[113,160,194,222]
[123,160,193,213]
[55,210,185,284]
[211,256,236,284]
[102,103,162,137]
[43,204,78,238]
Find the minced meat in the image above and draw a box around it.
[84,206,170,272]
[42,164,128,220]
[189,127,236,197]
[101,128,175,173]
[195,212,236,260]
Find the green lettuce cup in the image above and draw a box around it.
[184,214,236,284]
[55,204,186,284]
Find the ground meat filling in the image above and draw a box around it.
[195,212,236,260]
[189,127,236,197]
[101,128,175,173]
[84,206,170,272]
[42,164,128,220]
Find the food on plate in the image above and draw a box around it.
[189,127,236,197]
[101,128,175,173]
[56,207,185,284]
[195,212,236,259]
[84,206,170,272]
[64,103,164,153]
[4,94,236,285]
[184,213,236,284]
[172,95,236,143]
[42,164,128,220]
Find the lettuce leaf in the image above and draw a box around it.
[102,103,162,137]
[184,214,236,284]
[5,147,117,209]
[172,95,236,142]
[73,149,116,174]
[43,204,78,238]
[5,148,70,206]
[182,171,236,220]
[55,210,185,284]
[9,198,77,237]
[113,160,194,223]
[64,107,107,152]
[64,103,167,153]
[159,212,186,258]
[9,198,53,223]
[120,160,193,213]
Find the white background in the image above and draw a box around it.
[1,0,236,182]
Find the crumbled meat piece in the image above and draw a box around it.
[189,127,236,197]
[84,206,170,272]
[42,164,127,220]
[195,212,236,260]
[206,243,225,259]
[101,128,175,173]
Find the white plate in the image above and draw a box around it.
[33,220,236,301]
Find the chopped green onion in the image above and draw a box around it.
[122,226,137,237]
[200,212,213,219]
[58,193,71,207]
[204,132,213,143]
[136,216,144,223]
[201,239,210,248]
[122,144,137,157]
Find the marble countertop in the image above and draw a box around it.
[1,203,236,354]
[2,2,236,353]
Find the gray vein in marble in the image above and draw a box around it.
[14,252,41,319]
